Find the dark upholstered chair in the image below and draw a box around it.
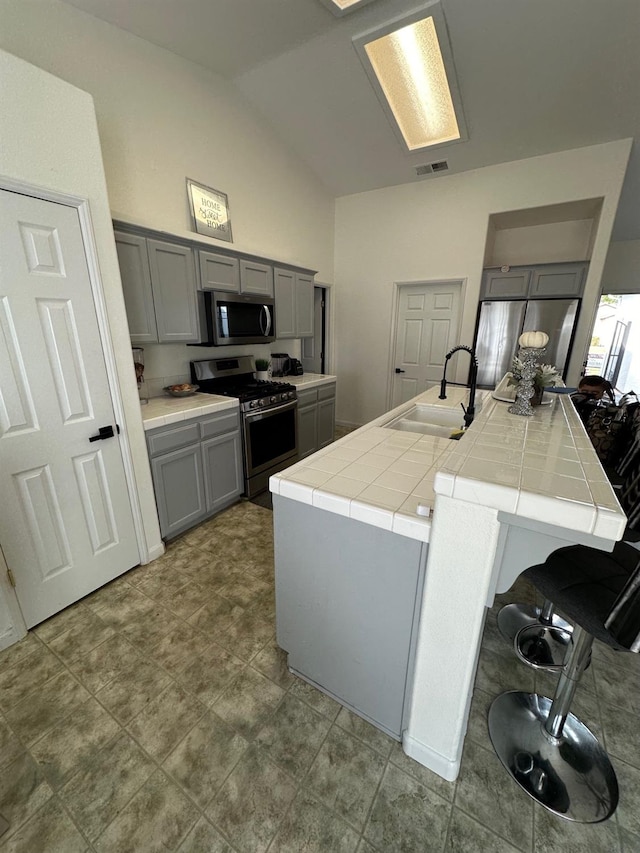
[489,540,640,823]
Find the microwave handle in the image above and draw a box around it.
[261,305,272,336]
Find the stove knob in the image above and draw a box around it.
[270,396,277,403]
[259,398,266,407]
[249,400,257,409]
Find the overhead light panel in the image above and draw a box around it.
[319,0,377,16]
[354,4,467,152]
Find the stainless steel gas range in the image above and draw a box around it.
[190,355,297,498]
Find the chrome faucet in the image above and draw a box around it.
[439,345,479,428]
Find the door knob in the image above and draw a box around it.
[89,425,115,442]
[395,368,406,374]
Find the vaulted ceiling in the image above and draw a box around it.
[62,0,640,240]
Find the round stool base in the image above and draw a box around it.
[515,624,573,671]
[489,691,618,823]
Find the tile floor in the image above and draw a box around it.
[0,500,639,852]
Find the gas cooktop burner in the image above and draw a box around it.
[189,356,297,411]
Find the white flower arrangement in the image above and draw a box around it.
[508,357,561,390]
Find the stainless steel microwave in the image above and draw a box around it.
[195,291,276,346]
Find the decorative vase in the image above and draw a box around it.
[531,386,544,407]
[256,370,269,382]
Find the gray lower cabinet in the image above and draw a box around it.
[274,268,314,338]
[274,496,427,739]
[296,382,336,459]
[146,410,243,539]
[115,231,200,344]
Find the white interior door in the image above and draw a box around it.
[392,282,462,407]
[0,190,139,627]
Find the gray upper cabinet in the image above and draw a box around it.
[295,273,314,337]
[198,250,240,293]
[116,231,199,344]
[274,268,314,339]
[274,268,296,338]
[240,259,274,296]
[481,269,531,300]
[529,263,587,298]
[114,231,158,343]
[147,239,199,343]
[481,262,588,301]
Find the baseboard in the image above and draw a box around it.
[0,625,27,654]
[144,542,166,564]
[402,732,461,782]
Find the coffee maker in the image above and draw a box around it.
[271,353,291,377]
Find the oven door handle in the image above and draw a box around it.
[244,399,297,422]
[260,305,272,336]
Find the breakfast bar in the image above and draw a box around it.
[269,385,627,781]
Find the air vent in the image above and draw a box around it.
[415,160,449,177]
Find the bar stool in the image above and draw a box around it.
[498,439,640,670]
[489,540,640,823]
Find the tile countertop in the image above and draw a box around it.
[270,385,626,544]
[281,373,337,390]
[141,393,238,431]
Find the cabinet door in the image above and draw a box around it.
[202,430,244,513]
[297,404,318,459]
[147,239,199,343]
[151,444,206,539]
[529,263,587,298]
[198,250,240,292]
[295,273,314,338]
[274,268,296,338]
[240,259,274,296]
[317,397,336,450]
[481,269,531,300]
[114,231,158,343]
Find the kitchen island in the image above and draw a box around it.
[269,385,626,780]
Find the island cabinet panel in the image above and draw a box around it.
[114,231,158,343]
[198,250,240,292]
[274,496,427,740]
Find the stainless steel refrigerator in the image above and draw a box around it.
[474,298,580,388]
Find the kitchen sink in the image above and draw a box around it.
[384,404,467,438]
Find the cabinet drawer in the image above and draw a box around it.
[147,421,200,457]
[318,383,336,401]
[297,388,318,407]
[200,410,240,439]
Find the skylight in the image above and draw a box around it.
[354,4,467,153]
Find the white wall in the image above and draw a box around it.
[0,47,163,644]
[487,219,596,267]
[0,0,335,386]
[335,140,631,426]
[601,239,640,293]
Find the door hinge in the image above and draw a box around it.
[6,567,16,588]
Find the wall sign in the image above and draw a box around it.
[187,178,233,243]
